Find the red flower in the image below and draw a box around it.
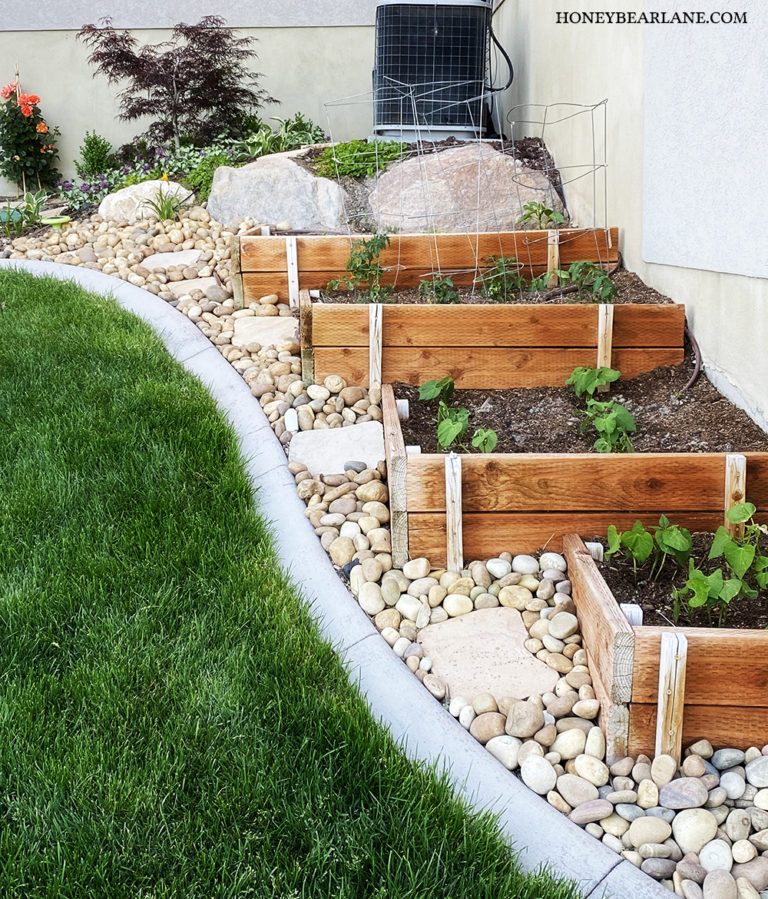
[0,81,16,100]
[36,122,48,134]
[18,93,40,106]
[20,104,33,117]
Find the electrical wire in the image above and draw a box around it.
[485,17,513,92]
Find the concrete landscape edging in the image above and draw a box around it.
[0,259,669,898]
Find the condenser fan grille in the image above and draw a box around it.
[374,2,491,134]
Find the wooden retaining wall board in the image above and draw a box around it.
[381,383,768,567]
[307,302,685,389]
[564,534,768,761]
[234,227,619,304]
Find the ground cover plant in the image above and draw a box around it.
[314,139,407,179]
[0,269,580,899]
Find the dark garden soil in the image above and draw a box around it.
[321,268,670,306]
[597,531,768,630]
[397,341,768,456]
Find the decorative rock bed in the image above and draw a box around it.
[8,207,768,897]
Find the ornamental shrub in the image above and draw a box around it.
[78,16,276,148]
[0,80,60,190]
[75,131,116,178]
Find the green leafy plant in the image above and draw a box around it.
[328,234,392,302]
[419,274,460,304]
[520,201,566,229]
[419,376,455,403]
[566,366,621,398]
[229,112,326,161]
[476,254,525,301]
[0,190,49,237]
[568,260,618,303]
[419,376,497,452]
[143,188,187,222]
[0,79,60,191]
[528,268,570,294]
[315,140,407,179]
[75,131,116,178]
[471,428,499,453]
[606,515,692,581]
[580,397,636,453]
[185,152,230,200]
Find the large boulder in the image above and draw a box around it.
[98,180,191,224]
[207,151,348,230]
[368,142,566,233]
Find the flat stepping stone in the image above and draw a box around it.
[232,316,297,348]
[417,608,559,701]
[167,277,217,299]
[143,250,202,271]
[288,421,385,476]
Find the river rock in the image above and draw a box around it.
[505,700,545,739]
[485,735,522,770]
[629,816,673,848]
[569,798,613,826]
[730,858,768,891]
[470,712,506,745]
[573,754,610,787]
[702,870,738,898]
[699,839,734,873]
[521,756,557,794]
[651,754,679,788]
[556,773,598,807]
[745,756,768,788]
[712,749,746,770]
[660,777,710,809]
[673,808,720,854]
[641,857,677,879]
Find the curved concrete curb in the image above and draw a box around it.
[1,260,668,898]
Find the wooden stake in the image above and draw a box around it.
[231,238,244,311]
[286,236,300,309]
[546,229,560,287]
[654,632,688,764]
[369,303,383,390]
[596,303,614,391]
[299,289,314,383]
[381,384,408,568]
[445,452,463,572]
[724,453,747,538]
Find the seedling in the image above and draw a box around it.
[520,201,566,230]
[606,515,692,581]
[328,233,392,302]
[419,274,459,304]
[419,376,498,452]
[580,398,636,453]
[528,268,570,294]
[471,428,498,453]
[568,260,617,303]
[566,366,621,398]
[476,254,525,301]
[418,375,455,403]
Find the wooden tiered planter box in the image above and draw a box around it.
[563,534,768,763]
[232,227,619,307]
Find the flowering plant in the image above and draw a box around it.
[0,78,60,191]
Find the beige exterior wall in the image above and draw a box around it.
[493,0,768,430]
[0,25,375,191]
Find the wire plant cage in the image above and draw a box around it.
[373,0,492,141]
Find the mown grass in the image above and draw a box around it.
[0,270,582,898]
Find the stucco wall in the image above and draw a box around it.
[0,24,375,192]
[494,0,768,430]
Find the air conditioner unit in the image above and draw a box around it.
[373,0,492,142]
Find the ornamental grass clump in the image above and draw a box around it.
[0,78,60,191]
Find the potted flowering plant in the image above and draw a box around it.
[0,78,60,193]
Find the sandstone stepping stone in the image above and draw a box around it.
[166,276,217,300]
[142,249,202,271]
[231,315,298,349]
[417,608,559,702]
[660,777,709,809]
[288,421,384,476]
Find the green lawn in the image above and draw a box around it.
[0,270,581,898]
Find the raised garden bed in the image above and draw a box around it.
[232,227,619,307]
[564,533,768,763]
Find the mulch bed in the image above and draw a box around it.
[321,268,669,306]
[597,531,768,630]
[397,340,768,455]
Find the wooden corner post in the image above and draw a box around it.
[369,304,383,390]
[299,289,314,383]
[546,230,560,287]
[231,237,244,311]
[654,632,688,764]
[445,453,463,572]
[596,304,615,391]
[381,385,409,569]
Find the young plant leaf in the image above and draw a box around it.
[724,540,756,579]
